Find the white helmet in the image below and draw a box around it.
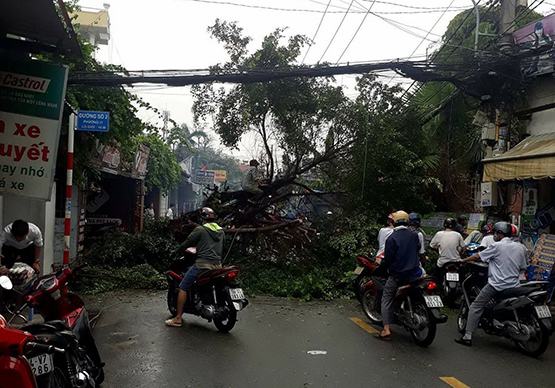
[8,263,36,292]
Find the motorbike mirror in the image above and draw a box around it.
[0,275,13,291]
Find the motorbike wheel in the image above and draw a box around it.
[213,297,237,333]
[353,274,369,301]
[361,288,382,324]
[514,316,550,358]
[409,302,437,347]
[167,286,178,317]
[457,303,469,334]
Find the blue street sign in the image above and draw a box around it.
[76,110,110,132]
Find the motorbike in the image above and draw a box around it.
[439,243,481,308]
[0,276,66,388]
[3,265,104,386]
[166,248,249,333]
[457,261,553,357]
[359,261,448,347]
[352,254,377,301]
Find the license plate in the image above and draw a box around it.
[229,288,245,300]
[535,305,552,319]
[29,353,53,376]
[446,272,459,282]
[353,266,364,275]
[424,295,444,308]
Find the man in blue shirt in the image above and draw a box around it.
[456,221,528,346]
[376,210,422,340]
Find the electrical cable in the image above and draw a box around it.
[317,0,355,63]
[335,0,377,64]
[302,0,333,64]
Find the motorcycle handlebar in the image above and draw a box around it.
[25,342,65,354]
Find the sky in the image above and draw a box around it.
[77,0,555,160]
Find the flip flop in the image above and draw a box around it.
[374,333,392,341]
[165,318,183,327]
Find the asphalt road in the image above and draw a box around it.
[90,291,555,388]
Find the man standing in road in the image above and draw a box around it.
[376,210,422,340]
[0,220,43,274]
[165,207,224,327]
[456,222,528,346]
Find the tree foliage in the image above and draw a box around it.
[138,134,181,192]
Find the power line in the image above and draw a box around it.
[317,0,355,63]
[302,0,332,64]
[335,1,377,64]
[181,0,470,14]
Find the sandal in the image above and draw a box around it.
[374,333,392,341]
[165,318,183,327]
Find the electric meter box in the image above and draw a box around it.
[481,182,498,207]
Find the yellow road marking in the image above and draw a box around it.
[440,377,470,388]
[350,317,379,335]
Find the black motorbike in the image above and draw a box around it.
[457,262,553,357]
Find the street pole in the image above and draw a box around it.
[499,0,517,54]
[471,0,481,55]
[63,113,75,265]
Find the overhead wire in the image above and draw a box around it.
[302,0,333,64]
[335,0,377,64]
[317,0,356,63]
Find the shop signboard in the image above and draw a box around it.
[514,13,555,77]
[193,170,215,185]
[0,59,68,200]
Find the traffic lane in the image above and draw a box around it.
[90,291,555,388]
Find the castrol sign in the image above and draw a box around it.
[0,59,68,200]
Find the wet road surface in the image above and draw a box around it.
[90,291,555,388]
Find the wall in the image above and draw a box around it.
[525,78,555,136]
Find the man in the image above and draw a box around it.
[409,212,427,263]
[166,203,175,220]
[241,159,263,195]
[479,222,495,250]
[0,220,43,274]
[455,215,468,239]
[376,213,394,263]
[165,207,224,327]
[430,218,465,272]
[376,210,422,340]
[456,221,528,346]
[145,202,155,218]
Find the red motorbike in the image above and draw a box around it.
[0,276,65,388]
[352,255,377,301]
[359,261,448,347]
[6,265,104,386]
[166,248,249,333]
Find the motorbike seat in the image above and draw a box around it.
[496,287,532,300]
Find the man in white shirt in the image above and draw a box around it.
[0,220,43,273]
[430,218,465,268]
[456,222,528,346]
[376,214,394,263]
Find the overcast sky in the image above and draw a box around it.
[77,0,554,160]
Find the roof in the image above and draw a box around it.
[0,0,81,57]
[73,9,110,30]
[482,132,555,181]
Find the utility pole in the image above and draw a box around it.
[495,0,519,155]
[499,0,518,54]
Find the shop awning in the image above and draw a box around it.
[0,0,81,57]
[483,133,555,182]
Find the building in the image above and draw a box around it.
[72,5,111,47]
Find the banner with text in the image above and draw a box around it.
[0,59,68,199]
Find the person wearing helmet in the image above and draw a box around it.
[0,220,43,274]
[430,218,465,270]
[376,214,395,263]
[456,221,528,347]
[165,207,224,327]
[376,210,423,340]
